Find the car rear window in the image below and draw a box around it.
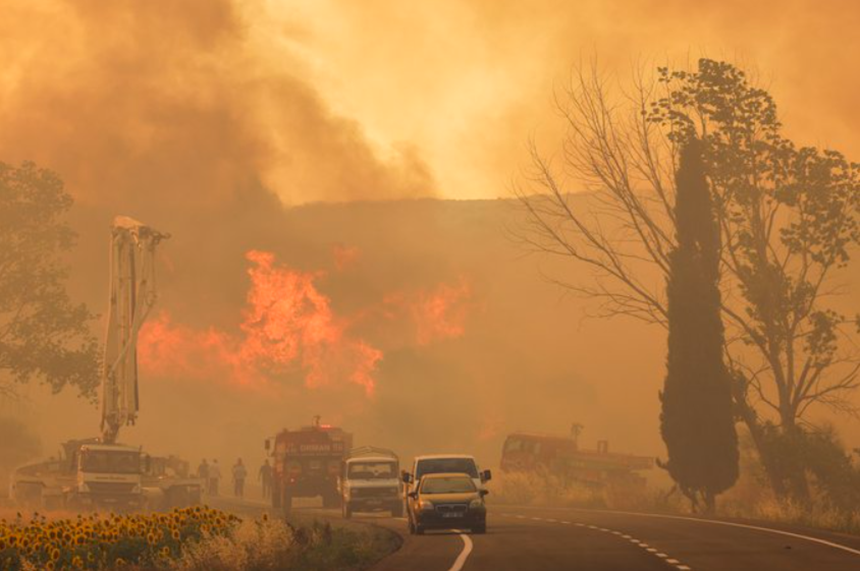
[415,458,478,479]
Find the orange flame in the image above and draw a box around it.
[140,250,382,394]
[384,278,472,345]
[139,249,471,395]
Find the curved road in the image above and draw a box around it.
[216,499,860,570]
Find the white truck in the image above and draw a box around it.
[340,447,403,518]
[401,454,492,495]
[10,439,144,511]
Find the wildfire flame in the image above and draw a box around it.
[139,249,471,395]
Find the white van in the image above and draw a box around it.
[402,454,492,494]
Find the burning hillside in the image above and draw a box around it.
[139,248,471,395]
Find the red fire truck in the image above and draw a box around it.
[500,430,652,488]
[265,417,353,513]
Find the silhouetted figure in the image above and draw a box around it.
[209,459,221,496]
[232,458,248,498]
[197,458,209,481]
[259,459,273,499]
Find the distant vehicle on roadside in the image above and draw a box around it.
[265,416,353,513]
[500,431,652,487]
[406,472,488,535]
[401,454,492,496]
[340,446,403,519]
[10,439,144,512]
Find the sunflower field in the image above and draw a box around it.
[0,507,398,571]
[0,506,237,570]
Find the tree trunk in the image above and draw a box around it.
[731,379,788,497]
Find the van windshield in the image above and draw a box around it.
[415,458,478,480]
[421,476,476,494]
[348,461,396,480]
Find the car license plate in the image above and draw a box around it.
[442,512,463,518]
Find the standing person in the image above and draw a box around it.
[232,458,248,498]
[209,459,221,496]
[197,459,209,483]
[258,459,273,500]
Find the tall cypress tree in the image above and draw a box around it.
[660,138,739,513]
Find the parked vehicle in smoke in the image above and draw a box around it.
[500,430,652,487]
[9,440,203,512]
[401,454,492,497]
[141,455,204,510]
[406,472,488,535]
[266,416,353,513]
[340,447,403,518]
[9,439,144,511]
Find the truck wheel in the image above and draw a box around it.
[473,524,486,534]
[342,502,352,519]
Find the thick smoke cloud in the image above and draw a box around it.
[0,0,434,210]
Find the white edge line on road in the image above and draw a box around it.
[574,508,860,558]
[448,531,474,571]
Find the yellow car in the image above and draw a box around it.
[406,472,488,534]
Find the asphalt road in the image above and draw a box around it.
[214,498,860,571]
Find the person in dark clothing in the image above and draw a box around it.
[259,459,273,499]
[232,458,248,498]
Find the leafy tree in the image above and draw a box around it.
[0,161,99,399]
[660,138,738,513]
[518,59,860,501]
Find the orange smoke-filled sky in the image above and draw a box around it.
[247,0,860,198]
[2,0,858,203]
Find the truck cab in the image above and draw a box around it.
[68,443,144,510]
[266,418,353,513]
[402,454,492,496]
[340,447,403,518]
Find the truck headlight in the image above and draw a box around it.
[418,499,434,511]
[469,499,485,510]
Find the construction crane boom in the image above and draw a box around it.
[100,216,169,444]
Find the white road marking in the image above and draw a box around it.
[448,531,474,571]
[499,511,695,571]
[571,507,860,558]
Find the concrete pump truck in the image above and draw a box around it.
[8,217,198,511]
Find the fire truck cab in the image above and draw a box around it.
[266,417,353,513]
